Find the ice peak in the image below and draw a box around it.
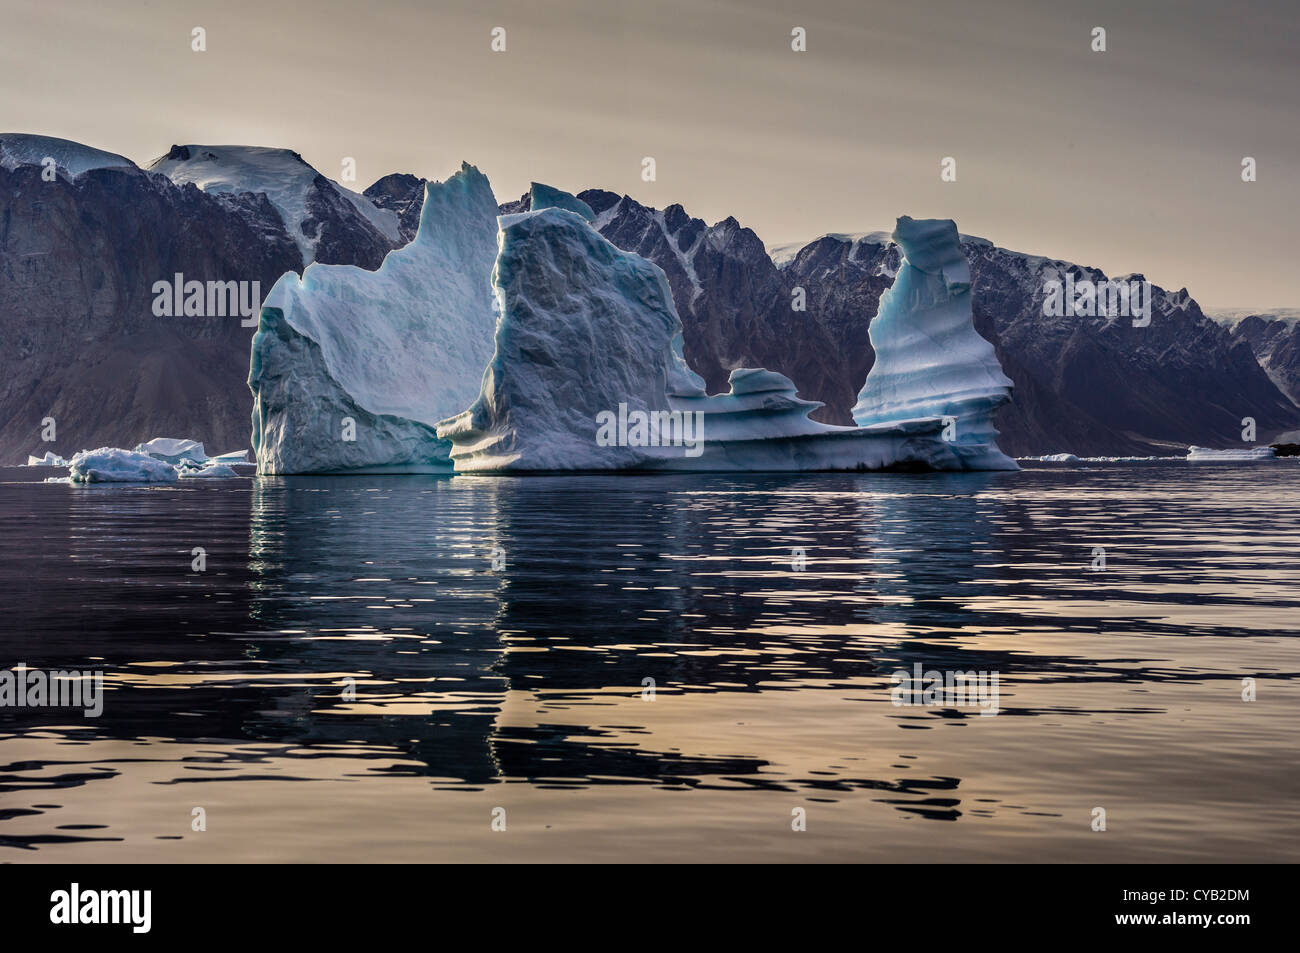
[891,216,970,288]
[528,182,594,221]
[853,216,1015,470]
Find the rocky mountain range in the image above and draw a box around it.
[1,133,1295,463]
[1208,309,1300,412]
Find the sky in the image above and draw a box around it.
[1,0,1296,308]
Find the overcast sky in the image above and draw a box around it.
[2,0,1295,308]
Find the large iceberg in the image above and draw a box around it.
[68,448,179,484]
[438,202,999,472]
[249,163,500,474]
[852,216,1015,470]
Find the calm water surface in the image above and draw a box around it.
[1,463,1297,862]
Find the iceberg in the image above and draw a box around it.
[178,463,240,478]
[1186,446,1276,461]
[209,449,250,464]
[68,448,179,484]
[1019,453,1166,463]
[25,451,66,466]
[852,216,1016,470]
[134,437,207,465]
[249,163,501,474]
[438,203,1002,472]
[1021,453,1081,462]
[528,182,595,222]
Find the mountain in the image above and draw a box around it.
[577,195,1299,456]
[364,172,428,244]
[1,133,1295,463]
[0,135,396,463]
[1,133,134,176]
[954,242,1296,455]
[1208,310,1300,409]
[149,144,401,269]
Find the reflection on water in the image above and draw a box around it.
[1,464,1297,861]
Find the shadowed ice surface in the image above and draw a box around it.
[0,463,1296,861]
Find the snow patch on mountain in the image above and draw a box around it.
[1206,307,1300,328]
[0,133,135,177]
[148,145,399,262]
[768,231,894,268]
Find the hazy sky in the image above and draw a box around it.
[2,0,1296,307]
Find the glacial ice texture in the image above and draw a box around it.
[439,205,971,473]
[250,163,500,474]
[134,437,207,464]
[853,216,1016,470]
[68,448,179,484]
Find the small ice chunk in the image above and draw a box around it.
[209,449,250,464]
[25,451,66,466]
[178,464,240,478]
[1186,446,1276,461]
[133,437,207,465]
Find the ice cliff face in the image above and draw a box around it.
[250,163,500,474]
[853,217,1015,470]
[438,205,689,471]
[439,204,988,473]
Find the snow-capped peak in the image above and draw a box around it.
[0,133,136,177]
[148,144,400,262]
